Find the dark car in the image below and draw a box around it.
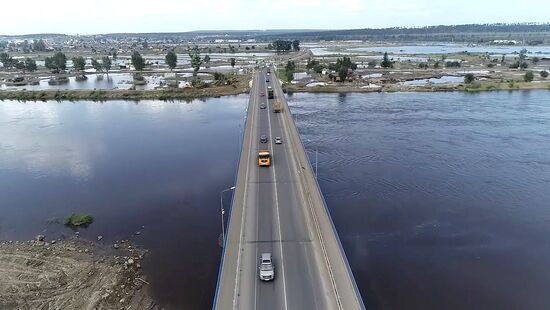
[260,104,266,109]
[260,135,268,143]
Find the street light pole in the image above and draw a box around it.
[220,186,236,245]
[315,145,318,178]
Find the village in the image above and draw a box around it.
[1,33,550,99]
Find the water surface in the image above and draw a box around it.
[0,97,247,309]
[287,90,550,310]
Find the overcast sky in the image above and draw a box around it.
[1,0,549,35]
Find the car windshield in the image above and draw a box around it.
[260,263,272,270]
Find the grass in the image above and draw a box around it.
[64,213,94,228]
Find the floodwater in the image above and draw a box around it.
[2,90,550,309]
[401,75,464,86]
[287,90,550,310]
[0,97,247,309]
[349,44,550,57]
[0,73,159,91]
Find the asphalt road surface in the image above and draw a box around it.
[214,69,364,310]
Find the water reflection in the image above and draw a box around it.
[288,90,550,310]
[0,96,247,309]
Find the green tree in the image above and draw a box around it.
[524,71,534,82]
[72,56,86,71]
[25,58,37,72]
[230,57,236,68]
[381,52,393,68]
[165,51,177,71]
[520,62,529,69]
[338,68,348,82]
[445,61,461,68]
[541,70,549,78]
[204,54,210,63]
[519,48,528,61]
[434,61,440,69]
[285,60,296,72]
[189,52,202,76]
[91,58,102,72]
[464,73,475,84]
[131,51,145,71]
[102,56,111,75]
[368,60,377,68]
[0,52,14,69]
[306,59,319,69]
[272,40,293,52]
[45,52,67,72]
[15,61,25,70]
[32,39,46,52]
[292,40,300,51]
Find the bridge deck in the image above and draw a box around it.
[214,69,365,310]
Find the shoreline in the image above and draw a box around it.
[283,80,550,94]
[0,237,159,309]
[1,80,549,102]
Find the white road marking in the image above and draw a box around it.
[265,73,289,310]
[233,71,258,309]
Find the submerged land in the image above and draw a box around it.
[1,23,550,101]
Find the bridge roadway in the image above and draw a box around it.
[214,68,365,310]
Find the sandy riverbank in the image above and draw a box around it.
[0,237,159,309]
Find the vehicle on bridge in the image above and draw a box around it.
[259,253,274,281]
[273,100,283,113]
[268,86,274,99]
[258,150,271,166]
[260,135,268,143]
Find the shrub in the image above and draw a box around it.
[541,70,549,78]
[65,213,94,228]
[524,71,534,82]
[464,73,475,84]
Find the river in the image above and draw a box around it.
[1,90,550,309]
[287,90,550,310]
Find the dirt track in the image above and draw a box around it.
[0,238,159,310]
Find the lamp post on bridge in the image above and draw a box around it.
[220,186,236,245]
[306,139,318,179]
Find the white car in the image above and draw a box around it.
[259,253,274,281]
[275,137,282,144]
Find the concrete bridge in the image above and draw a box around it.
[213,68,365,310]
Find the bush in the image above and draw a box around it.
[445,61,461,68]
[464,73,475,84]
[418,63,429,69]
[520,62,529,69]
[65,213,94,228]
[541,70,549,78]
[524,71,534,82]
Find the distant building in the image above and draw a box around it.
[492,40,518,45]
[293,72,309,80]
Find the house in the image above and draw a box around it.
[293,72,309,80]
